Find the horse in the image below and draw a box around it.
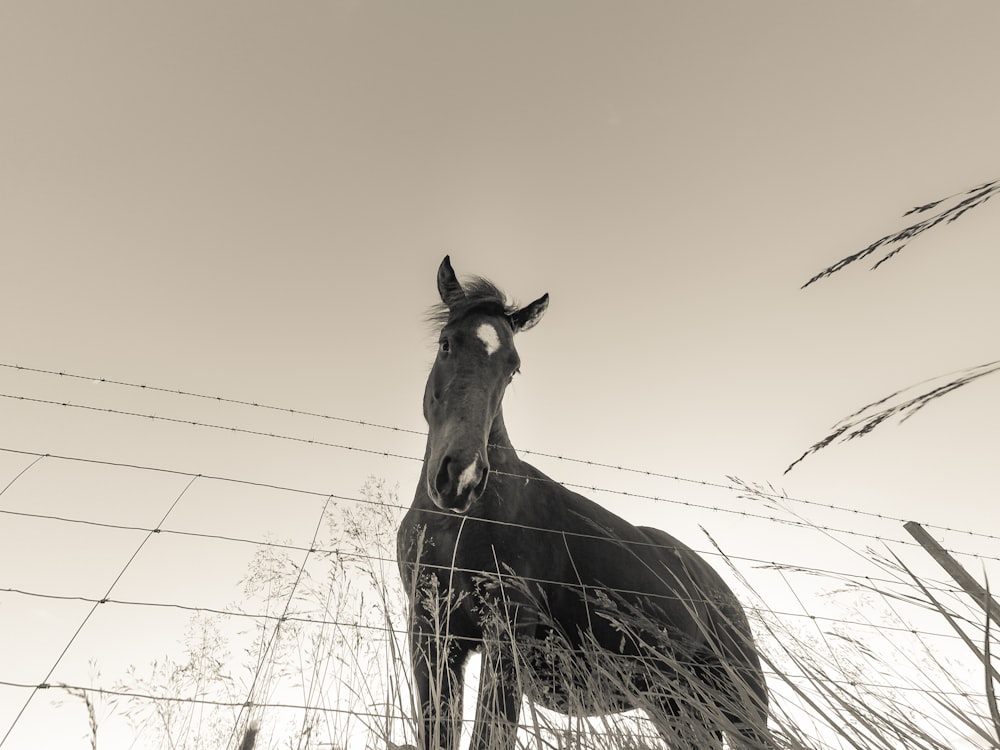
[397,257,770,750]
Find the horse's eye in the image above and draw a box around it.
[439,338,450,354]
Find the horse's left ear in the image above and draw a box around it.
[437,255,466,308]
[509,293,549,333]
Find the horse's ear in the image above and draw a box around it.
[437,255,466,308]
[509,293,549,333]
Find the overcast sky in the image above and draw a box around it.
[2,2,999,748]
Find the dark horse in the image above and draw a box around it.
[397,257,770,750]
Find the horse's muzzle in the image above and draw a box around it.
[428,452,489,513]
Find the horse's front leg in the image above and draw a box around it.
[469,635,525,750]
[468,601,542,750]
[410,626,470,750]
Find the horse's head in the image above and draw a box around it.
[423,256,548,513]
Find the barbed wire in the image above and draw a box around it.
[0,449,988,647]
[2,441,997,572]
[0,392,421,464]
[3,362,998,545]
[3,392,997,566]
[4,499,961,612]
[0,584,974,648]
[0,362,428,436]
[2,447,994,579]
[0,452,983,615]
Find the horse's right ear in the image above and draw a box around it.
[437,256,466,308]
[510,293,549,333]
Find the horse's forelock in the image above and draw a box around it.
[426,276,519,333]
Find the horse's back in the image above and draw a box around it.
[638,525,768,718]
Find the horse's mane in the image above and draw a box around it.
[427,276,520,332]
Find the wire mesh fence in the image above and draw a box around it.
[0,364,997,749]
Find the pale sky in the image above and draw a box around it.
[2,2,999,748]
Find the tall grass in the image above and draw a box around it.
[99,477,997,750]
[753,551,999,750]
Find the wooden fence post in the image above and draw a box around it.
[903,520,1000,630]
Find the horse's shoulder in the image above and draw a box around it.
[636,525,692,552]
[637,525,737,602]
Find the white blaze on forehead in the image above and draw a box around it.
[456,460,481,496]
[476,322,502,356]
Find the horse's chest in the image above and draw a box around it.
[403,517,553,628]
[409,517,541,577]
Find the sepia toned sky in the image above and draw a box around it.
[2,2,999,748]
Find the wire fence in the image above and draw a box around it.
[0,364,997,750]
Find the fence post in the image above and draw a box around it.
[903,521,1000,630]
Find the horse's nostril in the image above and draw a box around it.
[434,457,453,497]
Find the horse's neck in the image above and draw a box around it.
[488,409,520,468]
